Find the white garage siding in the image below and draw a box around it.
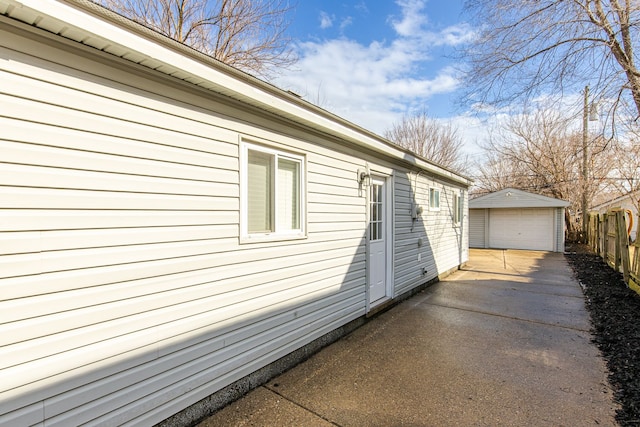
[489,209,554,251]
[469,209,486,248]
[0,5,471,427]
[469,188,569,252]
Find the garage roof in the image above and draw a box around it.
[469,188,570,209]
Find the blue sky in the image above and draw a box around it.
[276,0,484,152]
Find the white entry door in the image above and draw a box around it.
[368,177,388,304]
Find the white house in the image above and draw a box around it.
[592,192,639,242]
[0,1,471,426]
[469,188,569,252]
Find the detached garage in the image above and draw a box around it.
[469,188,570,252]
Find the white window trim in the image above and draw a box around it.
[429,187,441,211]
[240,140,306,243]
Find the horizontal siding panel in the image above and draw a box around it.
[0,234,364,301]
[0,132,238,177]
[94,298,365,427]
[308,172,355,189]
[1,187,237,211]
[0,269,363,372]
[0,94,238,159]
[1,225,237,256]
[0,402,43,427]
[308,221,365,233]
[0,210,235,232]
[1,238,235,279]
[307,194,363,207]
[0,67,239,151]
[308,182,359,198]
[43,288,363,422]
[1,232,362,280]
[307,212,365,224]
[0,240,364,304]
[2,254,364,330]
[308,161,358,181]
[0,163,237,197]
[105,294,364,423]
[308,202,363,214]
[1,279,365,397]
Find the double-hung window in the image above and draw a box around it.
[241,141,305,242]
[429,188,440,211]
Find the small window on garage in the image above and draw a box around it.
[429,188,440,211]
[241,141,305,242]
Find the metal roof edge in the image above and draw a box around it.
[469,188,570,208]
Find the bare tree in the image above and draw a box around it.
[462,0,640,125]
[607,129,640,212]
[384,112,468,172]
[101,0,295,78]
[473,106,616,234]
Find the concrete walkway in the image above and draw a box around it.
[199,249,618,426]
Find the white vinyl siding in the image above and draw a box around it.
[394,176,468,296]
[0,10,468,427]
[469,209,487,248]
[0,28,366,426]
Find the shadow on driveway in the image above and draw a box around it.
[199,249,618,426]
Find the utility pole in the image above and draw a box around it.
[582,86,589,243]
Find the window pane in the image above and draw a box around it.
[453,195,459,222]
[248,150,273,233]
[430,189,440,208]
[277,158,300,230]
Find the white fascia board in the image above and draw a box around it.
[4,0,471,187]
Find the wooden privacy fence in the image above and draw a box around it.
[587,209,640,295]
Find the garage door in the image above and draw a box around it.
[489,208,554,251]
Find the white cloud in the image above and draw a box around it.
[319,11,333,29]
[276,1,476,139]
[340,16,353,31]
[390,0,428,37]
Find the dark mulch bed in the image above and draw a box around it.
[565,243,640,426]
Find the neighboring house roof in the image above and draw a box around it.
[0,0,471,187]
[469,188,570,209]
[591,192,639,211]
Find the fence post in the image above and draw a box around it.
[603,213,609,262]
[617,210,630,283]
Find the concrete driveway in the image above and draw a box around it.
[198,249,618,426]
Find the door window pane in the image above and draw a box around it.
[370,183,383,241]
